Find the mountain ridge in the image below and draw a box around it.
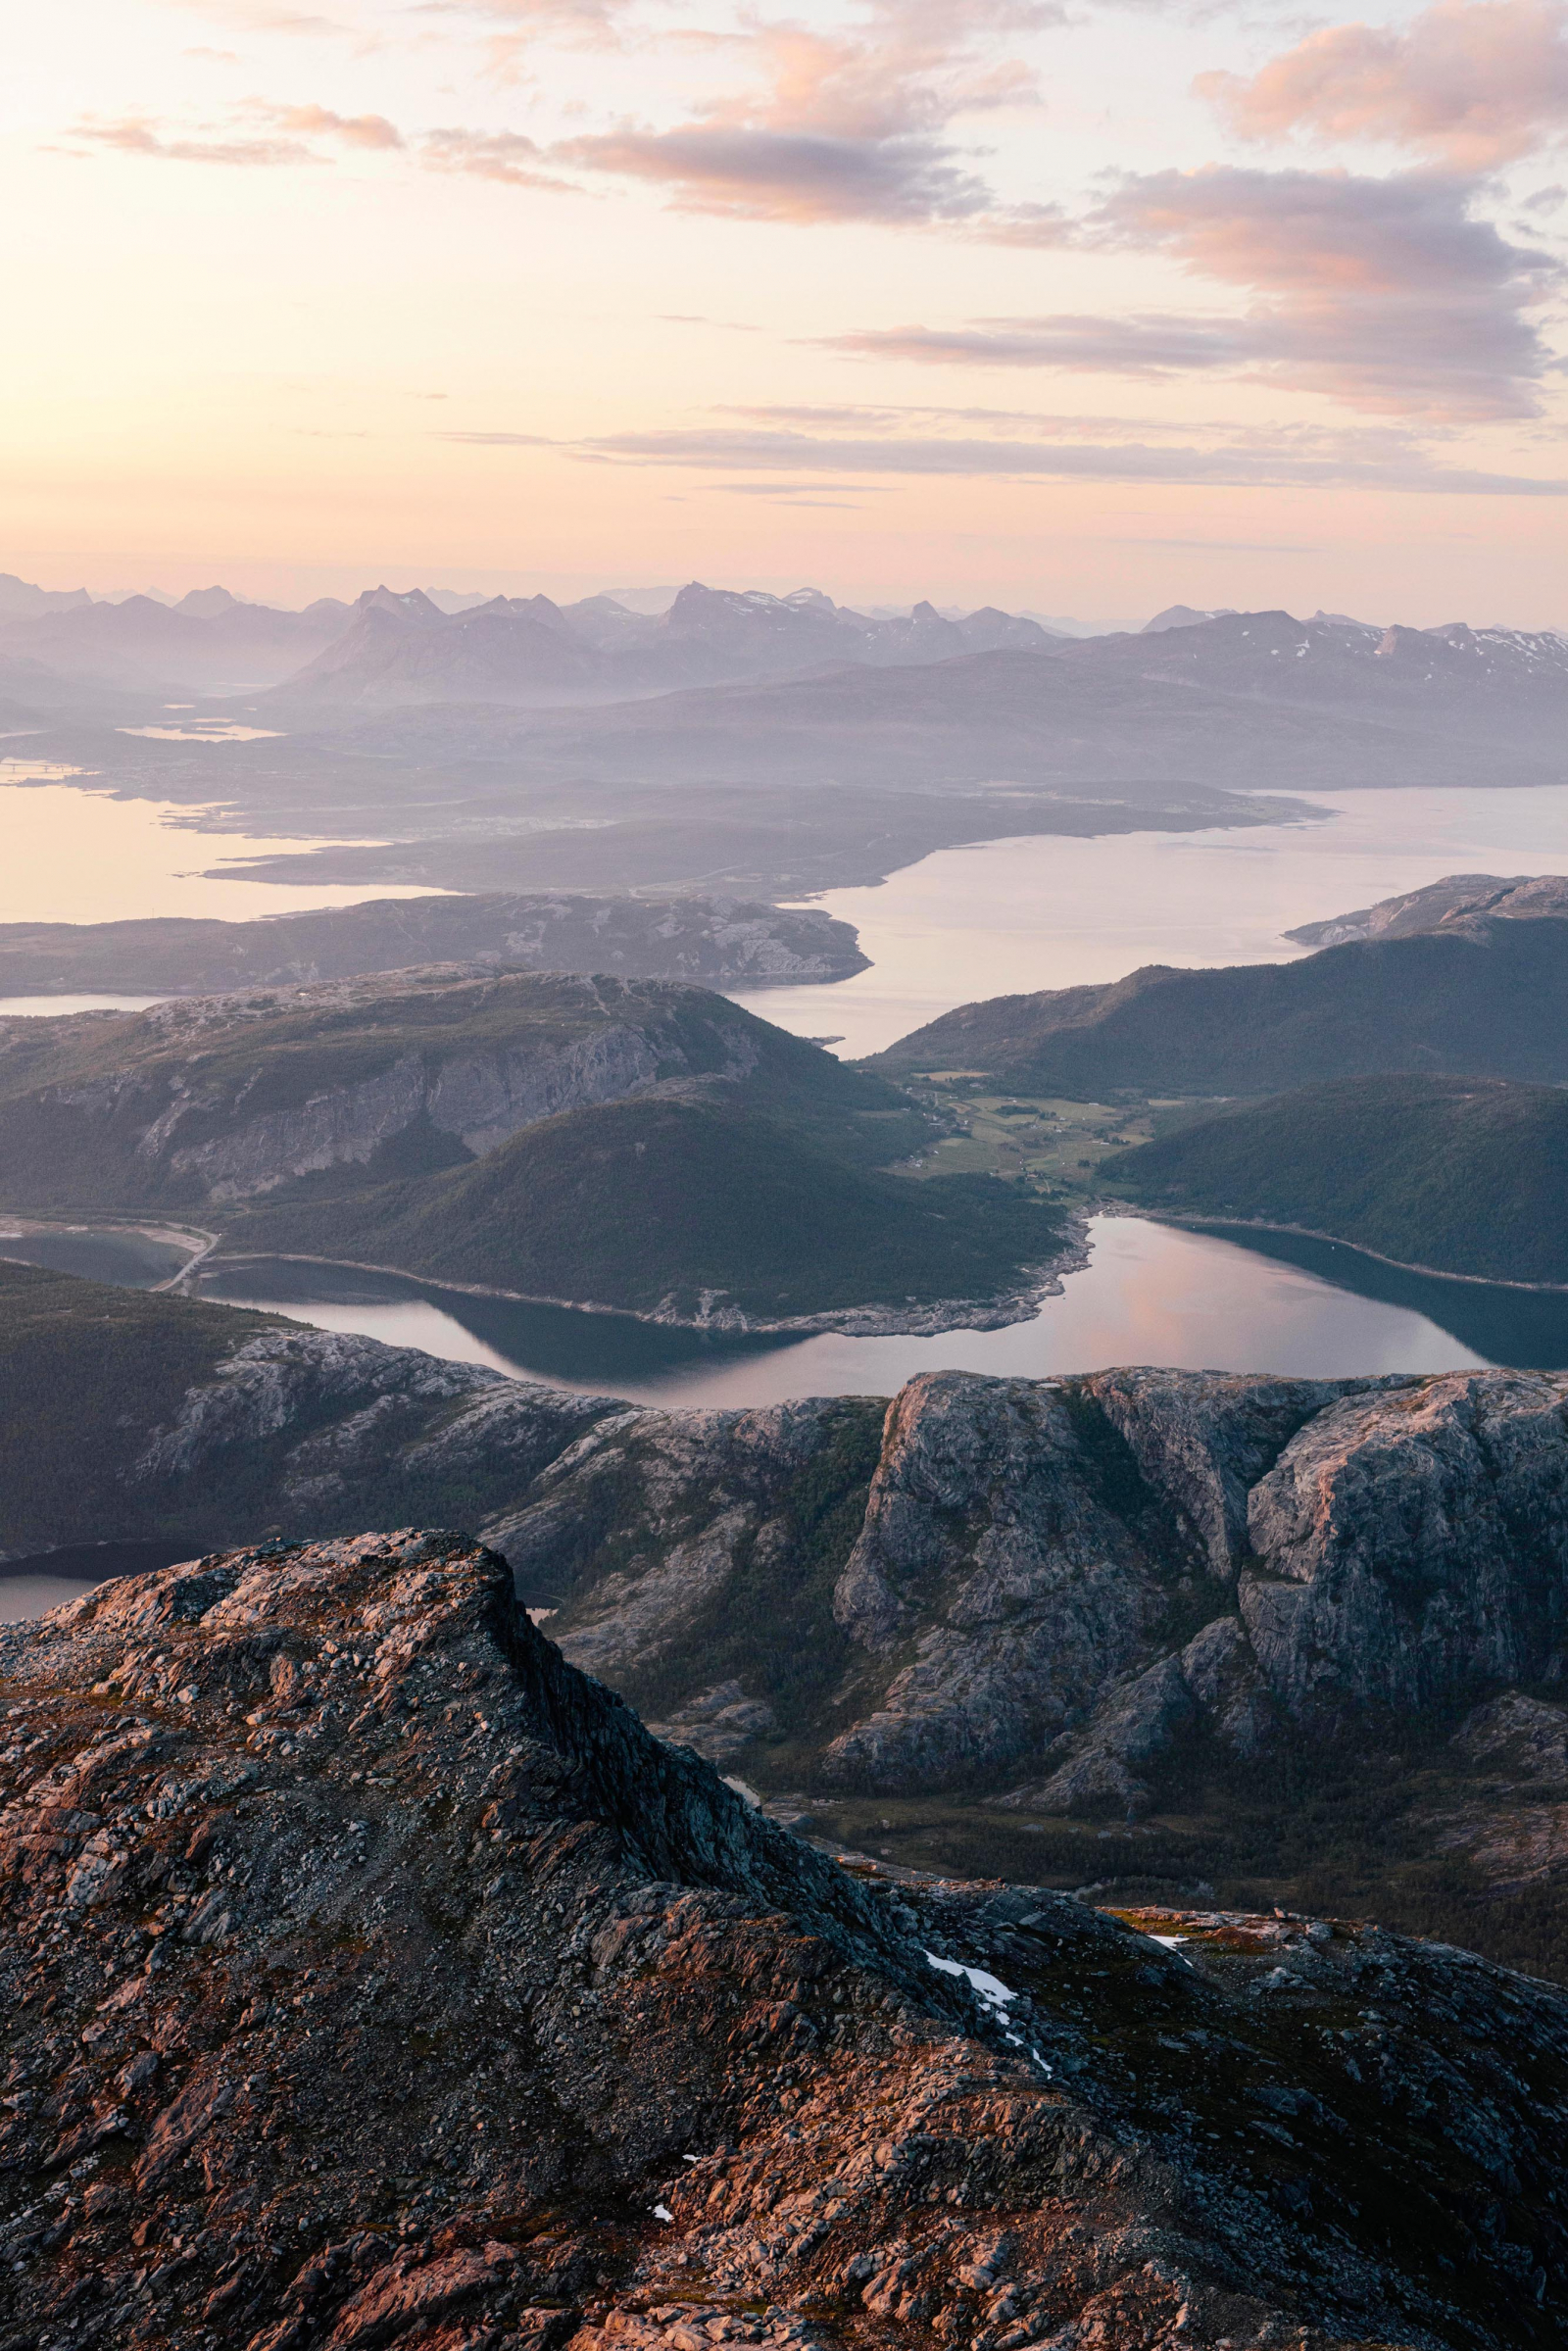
[3,1521,1564,2347]
[1103,1072,1568,1287]
[866,915,1568,1095]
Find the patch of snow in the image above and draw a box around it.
[1149,1935,1187,1950]
[925,1950,1016,2013]
[652,2204,673,2222]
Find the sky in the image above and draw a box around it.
[5,0,1568,622]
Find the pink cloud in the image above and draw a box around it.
[267,103,403,148]
[554,0,1063,226]
[421,127,570,190]
[64,116,318,166]
[1092,165,1559,418]
[1199,0,1568,171]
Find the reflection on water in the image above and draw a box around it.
[730,785,1568,1056]
[117,725,283,742]
[1190,1223,1568,1371]
[0,780,446,925]
[193,1214,1539,1410]
[0,1231,195,1288]
[0,995,168,1016]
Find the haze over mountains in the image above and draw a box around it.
[0,575,1062,708]
[7,566,1565,915]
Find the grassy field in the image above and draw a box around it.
[895,1087,1155,1200]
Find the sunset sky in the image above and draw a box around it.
[7,0,1568,621]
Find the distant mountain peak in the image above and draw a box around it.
[175,585,245,617]
[1141,604,1238,633]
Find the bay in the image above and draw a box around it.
[0,778,444,925]
[728,784,1568,1056]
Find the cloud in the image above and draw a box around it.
[562,417,1568,492]
[1093,165,1561,417]
[63,117,318,166]
[555,0,1066,226]
[161,1,353,30]
[705,479,896,494]
[64,101,406,167]
[559,125,993,222]
[820,315,1264,373]
[1198,0,1568,171]
[421,126,569,188]
[263,102,402,147]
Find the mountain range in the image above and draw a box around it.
[5,579,1566,803]
[0,576,1060,708]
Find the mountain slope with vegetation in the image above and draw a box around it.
[223,1097,1066,1323]
[0,968,928,1214]
[0,971,1077,1327]
[1104,1072,1568,1284]
[867,914,1568,1095]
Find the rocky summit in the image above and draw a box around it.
[1,1534,1567,2351]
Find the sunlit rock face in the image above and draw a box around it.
[0,1530,1565,2350]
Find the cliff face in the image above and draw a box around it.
[1,1532,1565,2351]
[13,1275,1568,1830]
[0,973,781,1212]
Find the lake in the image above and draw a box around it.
[729,783,1568,1054]
[3,1209,1520,1405]
[4,1214,1546,1618]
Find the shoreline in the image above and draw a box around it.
[0,1204,1092,1340]
[1120,1203,1568,1297]
[196,1209,1094,1338]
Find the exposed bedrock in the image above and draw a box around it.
[11,1281,1568,1808]
[1,1533,1566,2350]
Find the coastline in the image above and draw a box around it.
[0,1202,1094,1341]
[1114,1202,1568,1297]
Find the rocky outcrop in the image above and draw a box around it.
[1241,1372,1568,1718]
[0,1532,1565,2350]
[13,1275,1568,1824]
[0,970,889,1218]
[1286,870,1568,949]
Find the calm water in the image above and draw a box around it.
[184,1214,1554,1409]
[0,1541,198,1624]
[729,784,1568,1055]
[0,778,444,925]
[0,1229,194,1286]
